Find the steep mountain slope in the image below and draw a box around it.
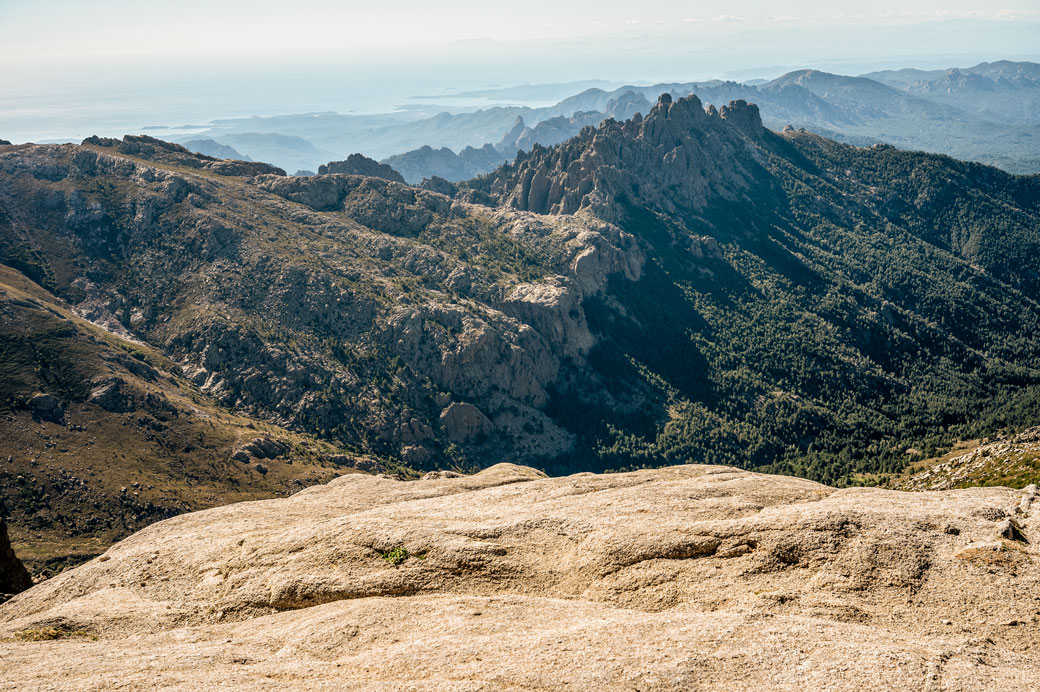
[471,94,1040,482]
[0,135,642,479]
[2,463,1037,690]
[0,262,369,574]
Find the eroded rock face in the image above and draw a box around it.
[232,437,291,463]
[1,464,1037,689]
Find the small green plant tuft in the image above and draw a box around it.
[381,545,409,566]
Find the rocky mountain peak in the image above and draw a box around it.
[604,90,651,121]
[318,153,406,183]
[505,116,527,142]
[81,135,286,176]
[478,93,771,220]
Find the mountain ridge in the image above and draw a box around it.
[3,97,1040,565]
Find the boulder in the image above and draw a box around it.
[400,445,430,465]
[88,377,134,413]
[238,437,291,459]
[29,393,63,423]
[439,402,492,442]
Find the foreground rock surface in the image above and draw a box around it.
[1,463,1038,690]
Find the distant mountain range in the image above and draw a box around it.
[164,61,1040,179]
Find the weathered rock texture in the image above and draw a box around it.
[1,464,1038,690]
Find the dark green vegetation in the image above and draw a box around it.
[476,95,1040,485]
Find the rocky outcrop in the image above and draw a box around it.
[1,464,1038,689]
[232,437,292,463]
[439,402,492,441]
[28,393,63,423]
[202,159,286,177]
[890,427,1040,491]
[81,135,286,176]
[418,175,457,196]
[88,377,135,413]
[253,173,448,236]
[317,153,405,183]
[0,519,32,599]
[482,94,772,221]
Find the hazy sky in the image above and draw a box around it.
[3,0,1039,58]
[1,1,1039,141]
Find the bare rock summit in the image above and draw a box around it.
[2,463,1038,690]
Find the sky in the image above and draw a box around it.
[3,0,1039,57]
[1,0,1039,141]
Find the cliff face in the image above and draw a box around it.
[0,260,369,573]
[1,463,1037,689]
